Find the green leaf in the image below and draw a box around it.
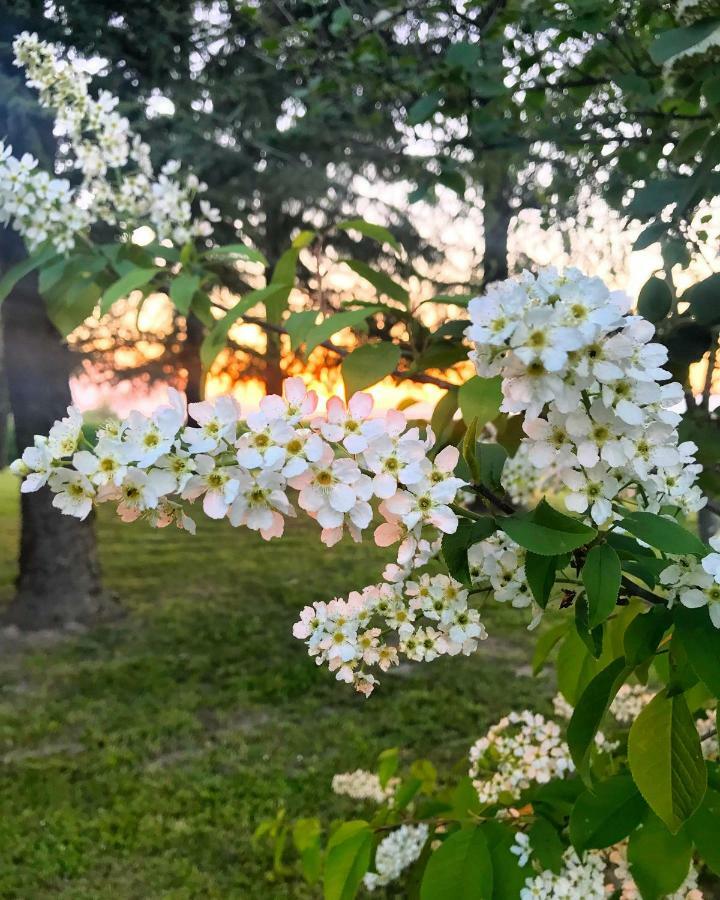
[343,259,409,305]
[421,294,472,308]
[633,222,666,251]
[627,813,693,900]
[461,418,480,483]
[582,544,621,628]
[628,690,707,832]
[342,343,401,397]
[169,272,201,315]
[568,657,630,780]
[501,499,597,557]
[46,279,102,335]
[477,443,507,492]
[674,604,720,695]
[624,607,672,667]
[303,307,384,356]
[101,267,160,315]
[557,629,599,705]
[293,817,322,885]
[337,218,401,253]
[687,787,720,874]
[569,775,647,852]
[284,310,318,351]
[574,594,603,659]
[442,519,496,584]
[430,390,458,442]
[200,283,290,369]
[481,821,529,900]
[532,622,568,676]
[420,827,492,900]
[407,92,441,126]
[204,243,268,267]
[619,512,706,557]
[0,243,58,305]
[323,821,373,900]
[650,18,720,64]
[270,247,300,290]
[392,777,422,811]
[528,818,564,874]
[446,41,481,71]
[683,273,720,327]
[458,376,502,428]
[377,747,399,789]
[525,553,558,609]
[637,276,672,324]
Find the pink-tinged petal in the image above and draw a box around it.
[305,434,325,462]
[384,490,412,515]
[203,491,228,519]
[247,506,274,532]
[320,422,345,442]
[373,473,397,499]
[330,483,356,512]
[302,390,319,416]
[429,505,458,534]
[260,394,286,419]
[287,470,313,491]
[349,391,373,419]
[435,445,459,473]
[320,526,343,547]
[284,377,305,404]
[326,396,346,424]
[385,409,406,436]
[374,522,402,547]
[188,400,213,425]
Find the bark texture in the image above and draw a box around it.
[1,232,112,629]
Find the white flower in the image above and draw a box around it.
[680,572,720,628]
[112,468,176,521]
[184,396,240,453]
[383,480,459,534]
[235,408,293,470]
[228,469,294,539]
[47,406,83,458]
[181,454,240,519]
[563,465,619,525]
[320,393,384,454]
[73,438,131,486]
[11,441,54,492]
[48,469,95,519]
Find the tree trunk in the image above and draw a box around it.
[183,312,205,405]
[0,322,10,469]
[264,332,284,397]
[481,160,513,290]
[1,233,112,629]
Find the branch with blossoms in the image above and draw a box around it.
[12,267,720,891]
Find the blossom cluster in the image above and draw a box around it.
[520,844,607,900]
[363,824,429,892]
[468,711,576,805]
[661,538,720,628]
[2,32,217,251]
[331,769,398,804]
[468,531,539,623]
[11,378,483,694]
[466,266,705,526]
[293,571,487,695]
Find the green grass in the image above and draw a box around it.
[0,472,548,899]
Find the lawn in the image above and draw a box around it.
[0,471,548,899]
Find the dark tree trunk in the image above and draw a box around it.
[481,161,513,290]
[0,324,10,469]
[183,312,205,405]
[1,232,112,629]
[264,333,284,397]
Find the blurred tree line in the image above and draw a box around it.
[0,0,718,626]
